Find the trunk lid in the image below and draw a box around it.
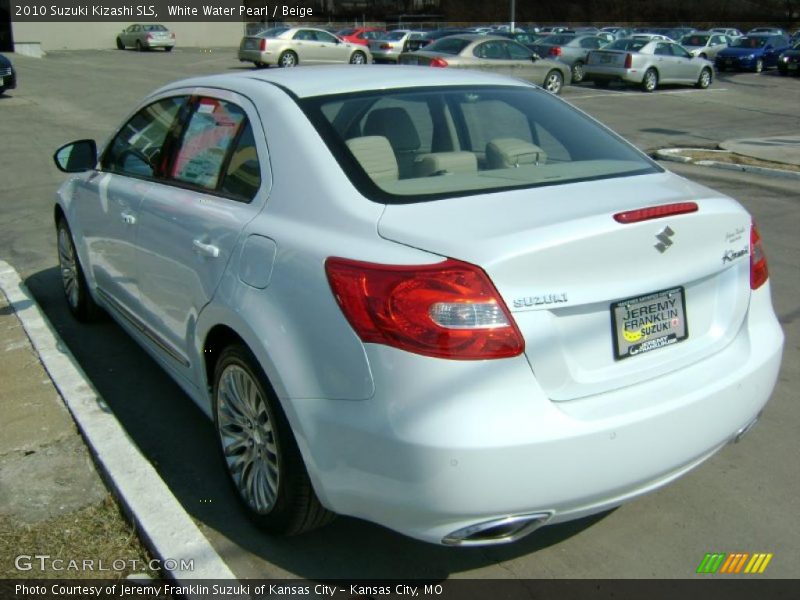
[377,172,753,401]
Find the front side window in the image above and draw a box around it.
[102,96,187,178]
[505,41,532,60]
[301,86,660,203]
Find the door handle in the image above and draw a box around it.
[121,212,136,225]
[193,239,220,258]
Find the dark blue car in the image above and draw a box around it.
[0,54,16,95]
[715,34,791,72]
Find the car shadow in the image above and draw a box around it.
[25,266,613,580]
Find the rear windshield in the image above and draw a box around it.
[540,34,575,45]
[384,31,408,41]
[425,37,471,55]
[299,85,660,204]
[682,35,710,45]
[606,39,648,51]
[731,36,767,48]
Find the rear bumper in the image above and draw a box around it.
[144,39,175,49]
[290,286,783,545]
[585,65,644,84]
[238,49,271,64]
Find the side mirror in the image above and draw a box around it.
[54,140,97,173]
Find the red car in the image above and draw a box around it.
[336,27,387,46]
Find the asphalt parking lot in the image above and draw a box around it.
[1,48,798,580]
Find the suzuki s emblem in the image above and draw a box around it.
[654,226,675,253]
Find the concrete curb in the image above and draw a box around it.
[655,148,800,180]
[0,260,236,583]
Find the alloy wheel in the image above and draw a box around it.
[216,364,280,514]
[57,226,79,310]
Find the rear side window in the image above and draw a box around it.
[169,97,261,201]
[102,96,187,178]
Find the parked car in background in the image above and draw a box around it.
[709,27,743,38]
[52,65,784,547]
[601,26,633,40]
[369,30,426,63]
[747,27,786,36]
[777,41,800,75]
[402,29,473,52]
[116,24,176,51]
[336,27,387,46]
[493,30,546,49]
[680,32,731,60]
[586,38,714,91]
[239,27,371,68]
[399,34,570,94]
[530,33,607,83]
[714,34,792,72]
[632,33,675,42]
[0,54,16,95]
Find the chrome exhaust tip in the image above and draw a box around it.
[733,411,762,443]
[441,512,552,546]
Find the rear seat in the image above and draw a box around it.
[413,151,477,177]
[345,136,399,182]
[486,138,548,168]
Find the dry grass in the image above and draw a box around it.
[0,495,159,579]
[677,150,800,172]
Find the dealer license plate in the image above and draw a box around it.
[611,287,688,360]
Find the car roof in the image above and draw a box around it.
[153,65,535,100]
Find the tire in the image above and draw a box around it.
[349,51,367,64]
[213,344,334,535]
[543,69,564,95]
[571,61,585,84]
[641,68,658,92]
[777,68,787,76]
[116,37,124,50]
[56,219,101,322]
[695,68,712,89]
[278,51,298,68]
[135,40,144,52]
[754,58,763,73]
[164,46,173,52]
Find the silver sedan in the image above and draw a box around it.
[680,32,731,60]
[586,38,714,92]
[116,24,175,52]
[398,34,571,94]
[238,27,371,68]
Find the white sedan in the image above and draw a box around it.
[52,66,783,546]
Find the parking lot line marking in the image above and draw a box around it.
[0,260,237,583]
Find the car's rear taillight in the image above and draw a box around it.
[430,57,449,67]
[170,33,175,39]
[624,53,632,68]
[548,46,562,57]
[750,222,769,290]
[146,33,153,40]
[380,43,392,49]
[325,257,524,360]
[259,38,267,51]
